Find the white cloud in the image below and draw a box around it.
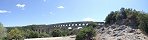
[16,4,26,10]
[0,10,11,13]
[49,12,53,14]
[82,17,95,21]
[57,6,64,9]
[43,0,46,2]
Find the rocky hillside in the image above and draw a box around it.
[101,8,148,40]
[96,24,148,40]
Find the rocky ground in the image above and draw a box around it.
[96,24,148,40]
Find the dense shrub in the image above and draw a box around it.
[24,30,49,38]
[138,14,148,34]
[7,28,25,40]
[76,26,96,40]
[51,29,63,37]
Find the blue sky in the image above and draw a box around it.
[0,0,147,27]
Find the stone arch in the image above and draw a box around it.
[75,24,77,26]
[79,24,81,26]
[69,24,71,26]
[72,24,74,26]
[82,23,85,26]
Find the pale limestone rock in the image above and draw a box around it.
[96,25,148,40]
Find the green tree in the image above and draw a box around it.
[25,31,49,38]
[105,11,115,24]
[0,23,6,40]
[23,29,41,38]
[39,32,49,38]
[7,28,25,40]
[76,25,96,40]
[29,31,40,38]
[51,29,63,37]
[138,14,148,34]
[68,29,79,35]
[120,8,127,19]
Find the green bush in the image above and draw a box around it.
[51,29,63,37]
[24,30,49,38]
[138,14,148,34]
[7,28,25,40]
[76,26,96,40]
[68,29,79,35]
[38,32,49,38]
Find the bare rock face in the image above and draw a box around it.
[96,24,148,40]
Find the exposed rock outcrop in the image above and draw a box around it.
[96,24,148,40]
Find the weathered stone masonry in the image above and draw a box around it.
[34,21,104,33]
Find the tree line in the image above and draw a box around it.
[0,24,80,40]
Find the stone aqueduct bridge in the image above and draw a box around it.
[34,21,104,33]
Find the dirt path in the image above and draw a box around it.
[24,35,76,40]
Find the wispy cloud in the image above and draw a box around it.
[16,4,26,10]
[43,0,46,2]
[41,12,53,17]
[49,12,53,15]
[57,6,64,9]
[0,10,11,13]
[82,17,95,21]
